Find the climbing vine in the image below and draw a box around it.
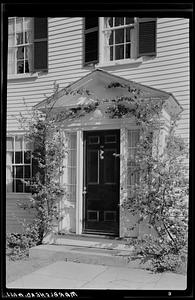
[15,80,188,272]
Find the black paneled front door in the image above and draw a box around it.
[83,130,120,235]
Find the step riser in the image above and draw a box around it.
[30,248,138,268]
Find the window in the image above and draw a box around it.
[84,17,156,65]
[103,17,136,61]
[6,136,32,192]
[127,130,140,188]
[66,133,77,202]
[8,17,48,75]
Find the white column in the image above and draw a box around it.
[76,130,83,234]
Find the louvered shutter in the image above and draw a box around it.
[84,17,99,65]
[137,18,157,57]
[33,18,48,72]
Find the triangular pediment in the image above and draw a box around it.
[35,69,183,118]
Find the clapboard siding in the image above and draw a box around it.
[6,17,190,233]
[6,194,36,233]
[7,17,189,142]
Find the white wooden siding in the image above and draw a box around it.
[6,194,36,233]
[7,17,189,143]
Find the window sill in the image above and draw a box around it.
[95,57,143,68]
[7,72,39,81]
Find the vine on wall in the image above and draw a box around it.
[13,82,188,272]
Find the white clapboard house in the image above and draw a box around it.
[6,17,189,238]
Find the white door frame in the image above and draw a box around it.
[76,130,83,234]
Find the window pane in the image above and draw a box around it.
[126,17,134,24]
[115,17,124,26]
[26,44,33,72]
[126,43,131,58]
[16,33,23,45]
[24,17,33,43]
[15,166,23,178]
[110,46,113,60]
[16,18,23,44]
[25,60,29,73]
[109,31,113,45]
[15,179,23,192]
[17,60,24,73]
[15,152,23,163]
[115,29,124,44]
[17,46,24,59]
[115,45,124,60]
[126,27,132,42]
[24,165,30,178]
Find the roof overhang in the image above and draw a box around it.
[34,69,183,118]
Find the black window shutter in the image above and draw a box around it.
[137,18,157,57]
[84,17,99,65]
[33,18,48,72]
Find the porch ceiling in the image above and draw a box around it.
[34,69,183,118]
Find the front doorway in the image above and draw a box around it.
[83,130,120,236]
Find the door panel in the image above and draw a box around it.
[83,130,120,235]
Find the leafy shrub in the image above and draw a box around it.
[133,234,187,273]
[6,222,41,260]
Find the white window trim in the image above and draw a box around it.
[6,134,32,193]
[97,17,143,68]
[8,17,34,76]
[7,72,39,80]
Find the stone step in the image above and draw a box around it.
[53,234,133,251]
[29,244,141,268]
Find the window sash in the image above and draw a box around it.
[6,136,32,193]
[103,17,136,61]
[65,133,77,202]
[8,17,33,75]
[127,130,140,188]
